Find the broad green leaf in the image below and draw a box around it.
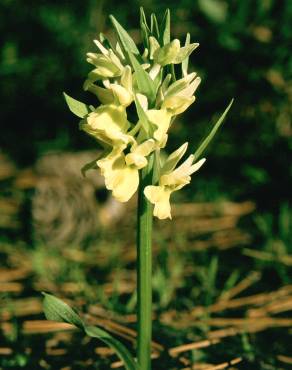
[85,326,138,370]
[43,293,83,328]
[182,33,191,76]
[63,92,90,118]
[193,99,234,161]
[42,294,138,370]
[160,9,170,45]
[128,52,156,104]
[109,15,140,55]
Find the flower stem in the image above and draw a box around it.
[136,155,154,370]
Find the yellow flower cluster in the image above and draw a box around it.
[78,31,204,219]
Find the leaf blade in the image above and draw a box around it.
[63,92,90,118]
[42,293,83,328]
[193,99,234,161]
[128,52,156,104]
[160,9,170,45]
[42,294,138,370]
[109,15,140,55]
[85,326,139,370]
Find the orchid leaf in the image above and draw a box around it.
[110,15,140,55]
[193,99,234,161]
[150,13,160,39]
[140,7,150,49]
[42,293,138,370]
[63,92,90,118]
[160,9,170,45]
[128,51,156,104]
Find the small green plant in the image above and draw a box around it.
[43,8,232,370]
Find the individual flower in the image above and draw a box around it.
[151,37,199,66]
[80,104,132,147]
[97,139,155,202]
[86,40,124,80]
[144,143,206,219]
[136,94,172,147]
[159,72,201,115]
[84,66,134,107]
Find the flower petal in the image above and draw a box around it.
[112,166,139,202]
[146,109,172,145]
[144,185,172,219]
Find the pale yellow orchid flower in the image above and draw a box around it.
[152,38,199,67]
[97,139,155,203]
[80,104,132,147]
[136,94,172,148]
[144,143,206,219]
[146,109,172,147]
[160,73,201,115]
[84,66,134,107]
[86,40,124,80]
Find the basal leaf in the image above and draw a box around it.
[109,15,140,55]
[193,99,234,161]
[42,293,83,328]
[42,294,138,370]
[63,92,90,118]
[85,326,139,370]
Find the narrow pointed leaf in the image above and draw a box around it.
[193,99,234,161]
[43,293,83,328]
[150,13,160,39]
[85,326,138,370]
[63,92,90,118]
[140,7,150,48]
[140,7,150,33]
[160,9,170,45]
[109,15,139,55]
[128,52,156,103]
[134,94,150,134]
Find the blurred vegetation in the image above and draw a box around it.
[0,1,292,369]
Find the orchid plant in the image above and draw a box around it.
[43,8,232,370]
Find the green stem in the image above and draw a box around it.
[136,156,154,370]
